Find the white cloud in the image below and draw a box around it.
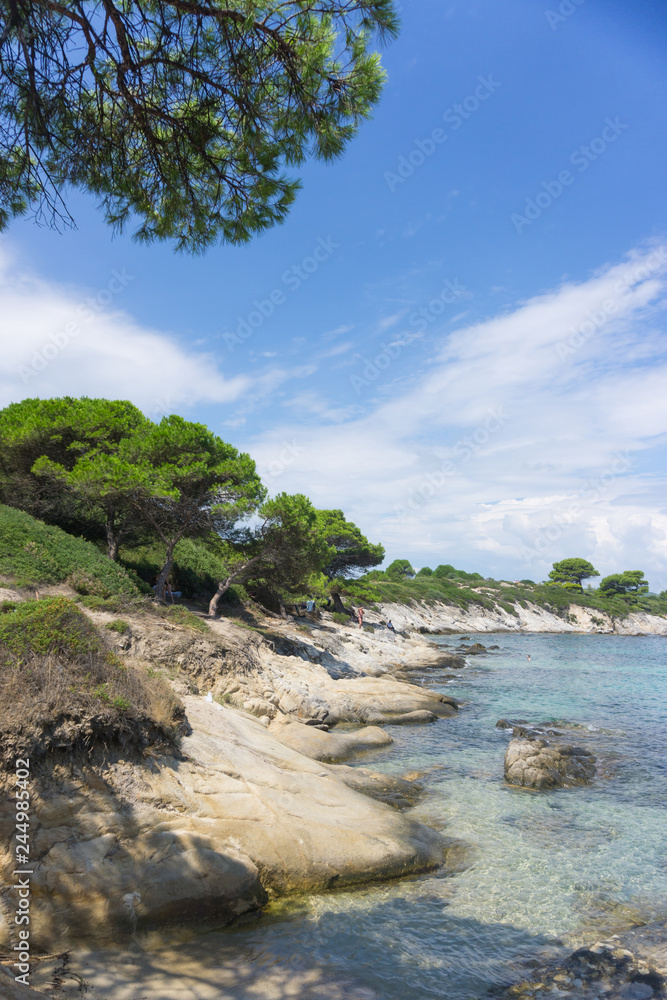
[241,244,667,589]
[0,242,249,414]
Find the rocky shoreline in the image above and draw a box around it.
[0,598,466,959]
[0,593,665,999]
[377,598,667,636]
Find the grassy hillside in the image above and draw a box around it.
[0,504,142,597]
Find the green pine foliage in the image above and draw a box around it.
[0,1,399,250]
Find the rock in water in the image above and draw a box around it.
[504,737,597,789]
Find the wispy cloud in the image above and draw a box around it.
[0,242,249,414]
[241,244,667,587]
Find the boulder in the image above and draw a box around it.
[504,737,597,789]
[364,709,439,725]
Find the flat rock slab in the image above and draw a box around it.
[268,717,392,761]
[0,698,448,950]
[505,737,597,789]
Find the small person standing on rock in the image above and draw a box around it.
[357,607,365,629]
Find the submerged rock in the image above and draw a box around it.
[496,718,528,730]
[504,737,597,789]
[502,923,667,1000]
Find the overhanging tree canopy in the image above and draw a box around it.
[317,508,384,579]
[0,396,148,546]
[0,0,398,250]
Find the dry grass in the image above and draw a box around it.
[0,597,186,767]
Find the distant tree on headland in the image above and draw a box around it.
[433,564,483,582]
[599,571,649,599]
[548,558,600,590]
[386,559,415,579]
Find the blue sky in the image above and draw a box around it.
[2,0,667,588]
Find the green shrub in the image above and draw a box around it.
[0,596,119,665]
[154,604,210,635]
[0,504,139,596]
[79,595,126,613]
[68,568,115,598]
[120,537,232,599]
[331,612,351,625]
[106,619,130,634]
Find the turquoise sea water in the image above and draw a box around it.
[84,633,666,1000]
[203,633,667,999]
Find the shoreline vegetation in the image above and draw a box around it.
[0,402,665,997]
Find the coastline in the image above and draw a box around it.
[376,598,667,636]
[1,591,665,998]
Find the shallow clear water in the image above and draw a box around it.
[107,633,667,999]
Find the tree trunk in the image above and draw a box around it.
[331,591,347,614]
[155,540,177,602]
[208,557,261,617]
[208,575,236,617]
[105,514,120,561]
